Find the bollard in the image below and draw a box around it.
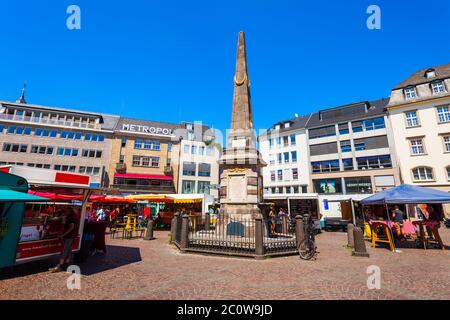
[352,226,369,257]
[170,216,177,243]
[295,215,305,248]
[144,219,155,240]
[205,213,210,231]
[180,214,190,251]
[347,223,355,248]
[254,214,265,259]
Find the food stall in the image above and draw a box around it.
[0,165,95,266]
[360,184,450,251]
[125,193,214,228]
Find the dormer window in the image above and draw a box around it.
[284,122,290,128]
[431,81,445,94]
[404,86,417,99]
[275,124,280,130]
[425,68,436,79]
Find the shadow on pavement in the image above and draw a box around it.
[0,245,141,279]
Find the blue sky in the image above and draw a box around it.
[0,0,449,136]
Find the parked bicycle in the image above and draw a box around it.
[298,214,316,260]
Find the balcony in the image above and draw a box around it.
[116,162,127,174]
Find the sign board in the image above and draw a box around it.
[121,124,173,136]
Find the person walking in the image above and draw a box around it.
[49,207,80,273]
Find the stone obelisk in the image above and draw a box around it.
[218,32,267,220]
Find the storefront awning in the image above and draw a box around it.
[114,173,173,180]
[0,190,49,202]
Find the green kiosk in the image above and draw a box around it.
[0,171,48,268]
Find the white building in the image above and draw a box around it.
[176,122,220,200]
[259,116,320,217]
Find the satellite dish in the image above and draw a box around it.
[294,113,299,118]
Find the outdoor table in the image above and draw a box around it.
[369,220,395,251]
[84,221,108,253]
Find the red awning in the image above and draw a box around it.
[114,173,173,180]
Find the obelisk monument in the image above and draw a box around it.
[218,32,266,220]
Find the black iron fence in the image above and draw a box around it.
[171,213,299,258]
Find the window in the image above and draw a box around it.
[432,81,445,94]
[199,146,205,155]
[270,171,275,182]
[60,131,68,139]
[277,153,282,164]
[269,139,273,149]
[2,143,27,153]
[283,136,289,147]
[290,134,296,145]
[412,167,434,181]
[50,130,57,138]
[7,126,16,134]
[341,141,351,153]
[313,179,342,194]
[119,155,125,164]
[292,168,298,180]
[0,125,4,133]
[132,156,140,166]
[446,167,450,180]
[356,155,392,169]
[363,117,385,131]
[198,163,211,177]
[284,152,289,163]
[351,121,363,133]
[291,151,297,163]
[284,169,291,181]
[134,139,143,149]
[32,112,41,122]
[405,111,419,127]
[184,145,190,154]
[183,162,196,176]
[338,123,349,135]
[121,138,127,147]
[410,138,425,155]
[16,127,24,135]
[182,180,195,194]
[142,140,160,150]
[443,135,450,152]
[342,158,354,171]
[98,135,105,142]
[354,143,366,151]
[404,87,417,99]
[277,170,283,181]
[96,150,102,158]
[437,106,450,123]
[276,137,281,146]
[197,181,210,194]
[269,156,275,165]
[345,177,372,194]
[311,160,340,173]
[191,145,197,155]
[15,110,24,120]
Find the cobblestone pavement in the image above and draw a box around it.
[1,228,449,300]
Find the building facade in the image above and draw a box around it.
[0,100,117,187]
[387,63,450,192]
[108,117,180,194]
[306,99,401,219]
[259,115,312,195]
[177,122,220,200]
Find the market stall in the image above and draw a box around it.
[361,184,450,251]
[0,171,49,268]
[0,165,98,266]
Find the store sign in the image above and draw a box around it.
[121,124,173,136]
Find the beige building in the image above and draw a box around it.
[0,98,118,187]
[108,117,180,194]
[387,63,450,192]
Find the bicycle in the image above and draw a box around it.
[298,214,316,260]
